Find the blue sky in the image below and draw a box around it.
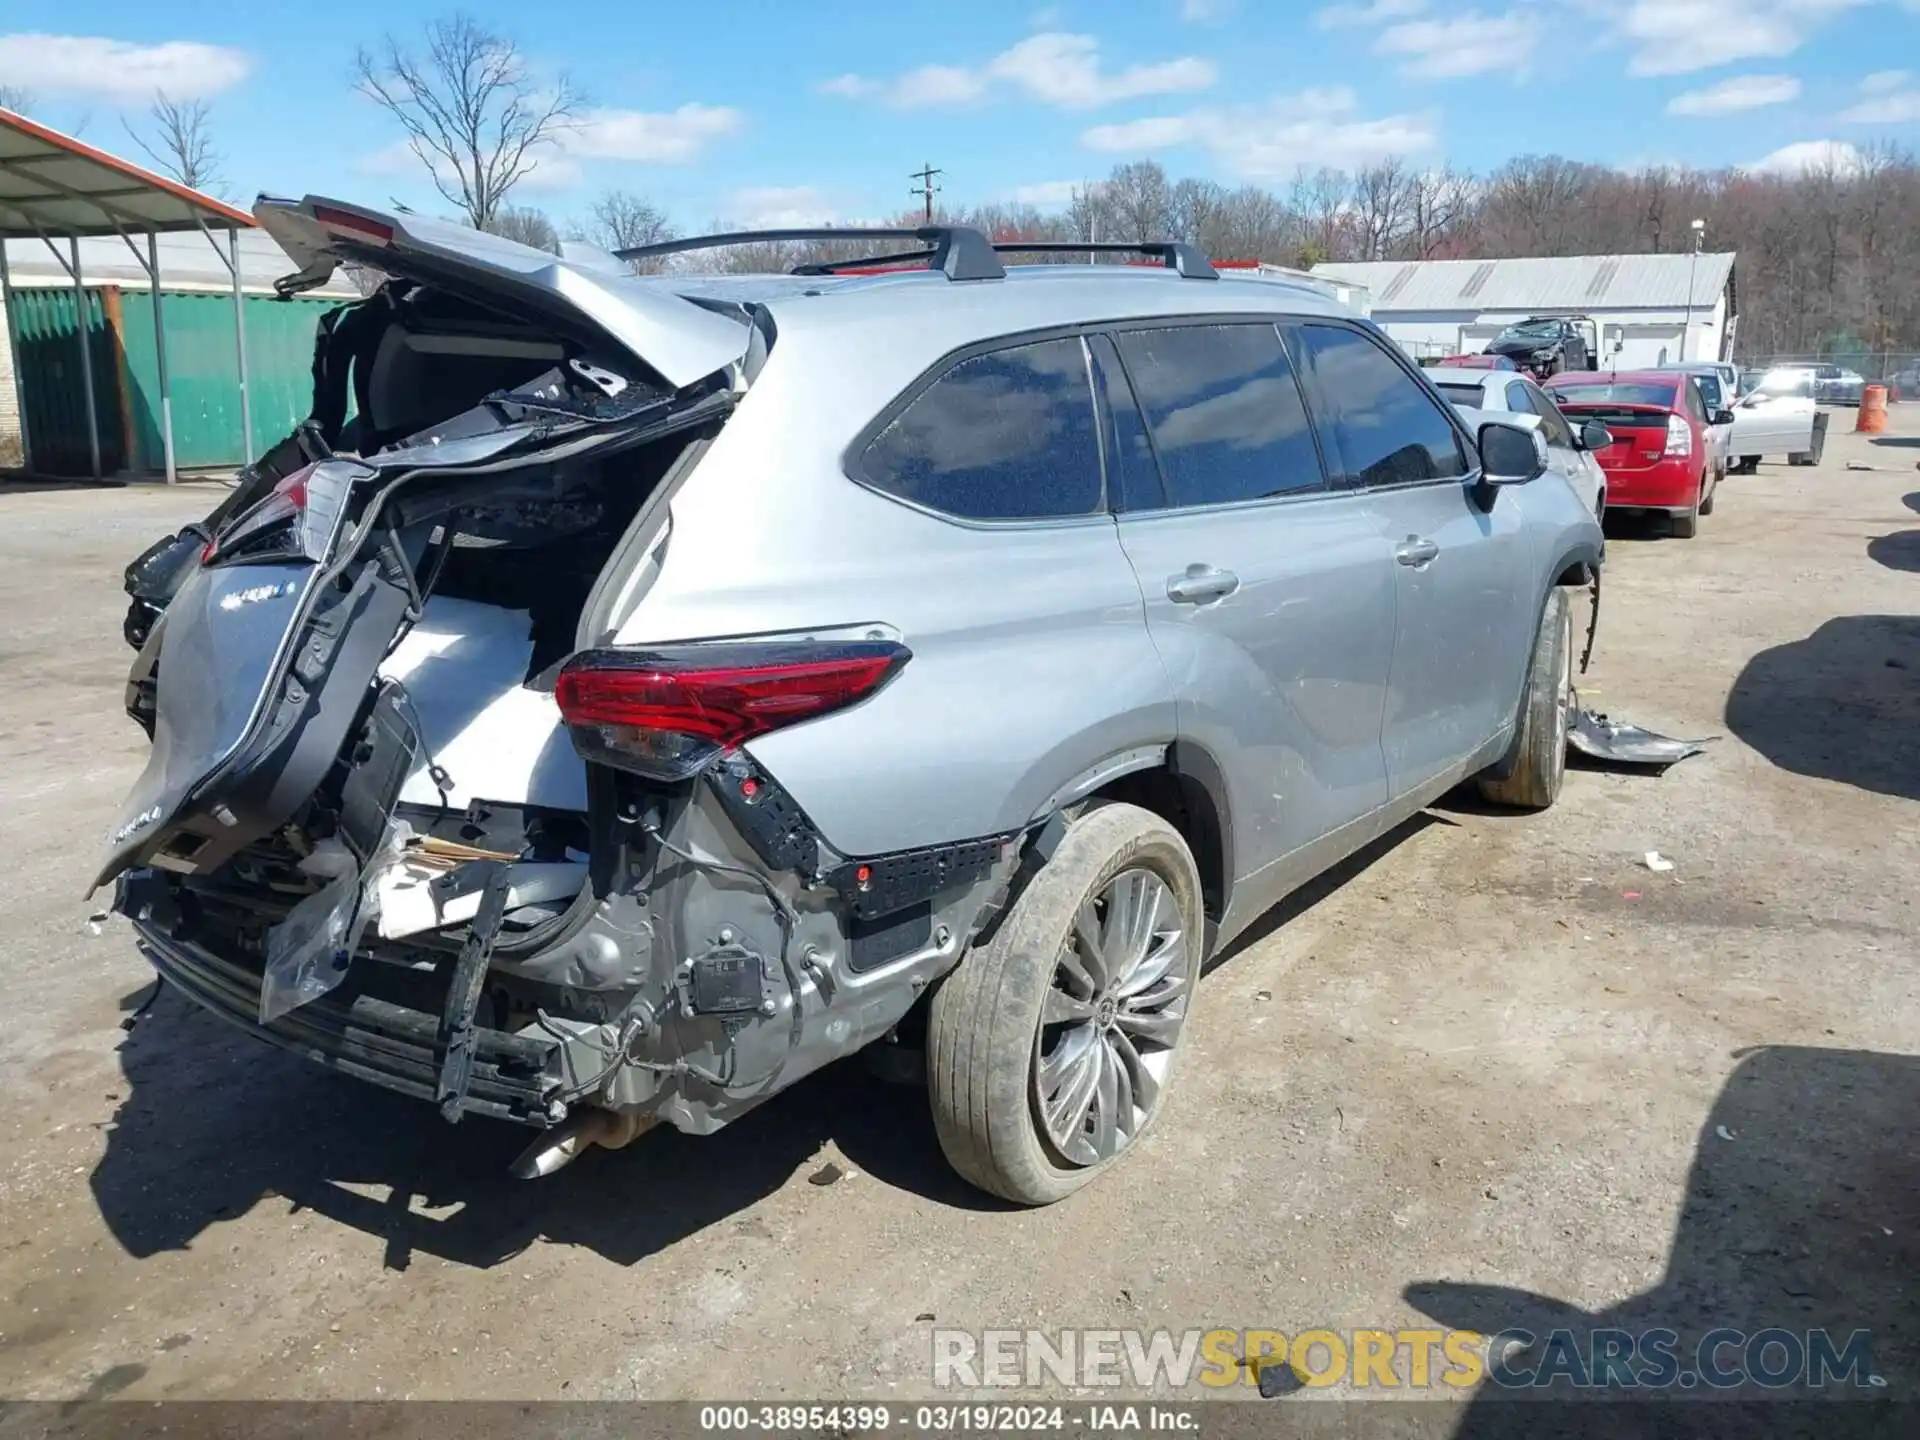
[4,0,1919,229]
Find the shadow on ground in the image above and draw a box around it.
[1724,615,1920,801]
[90,984,999,1273]
[1869,436,1920,449]
[1905,492,1920,515]
[1869,532,1920,573]
[1400,1045,1919,1435]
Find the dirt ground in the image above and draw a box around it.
[0,419,1915,1413]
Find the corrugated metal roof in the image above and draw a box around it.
[2,229,362,297]
[1310,251,1736,312]
[0,107,253,238]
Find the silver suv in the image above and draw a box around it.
[101,199,1603,1205]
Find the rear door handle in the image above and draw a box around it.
[1395,537,1439,568]
[1166,564,1240,605]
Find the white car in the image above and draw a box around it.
[1727,368,1825,470]
[1431,369,1609,518]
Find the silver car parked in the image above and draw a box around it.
[1429,368,1610,519]
[101,199,1604,1204]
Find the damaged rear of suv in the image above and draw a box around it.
[104,201,1601,1204]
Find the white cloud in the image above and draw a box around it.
[822,31,1215,111]
[1316,0,1427,28]
[0,33,250,102]
[1744,139,1862,175]
[358,139,421,178]
[1614,0,1859,78]
[725,185,839,228]
[1860,69,1909,93]
[517,153,586,193]
[1839,91,1920,123]
[1666,73,1801,115]
[562,104,744,163]
[890,64,994,107]
[1009,179,1085,206]
[1376,10,1541,79]
[1082,87,1438,178]
[816,73,877,98]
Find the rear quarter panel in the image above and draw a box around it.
[608,318,1177,857]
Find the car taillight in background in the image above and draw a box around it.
[554,640,912,781]
[201,464,316,567]
[1664,415,1693,458]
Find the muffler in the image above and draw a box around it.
[510,1108,658,1179]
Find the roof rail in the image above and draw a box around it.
[990,240,1219,279]
[614,225,1005,281]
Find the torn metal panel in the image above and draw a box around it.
[1568,705,1714,771]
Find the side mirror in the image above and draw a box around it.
[1712,408,1735,426]
[1580,420,1614,451]
[1478,419,1548,485]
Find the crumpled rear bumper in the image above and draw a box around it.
[134,920,564,1128]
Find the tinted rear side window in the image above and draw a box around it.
[857,337,1102,520]
[1292,324,1468,488]
[1111,323,1324,509]
[1433,381,1484,409]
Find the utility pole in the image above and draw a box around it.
[910,162,942,223]
[1682,217,1704,362]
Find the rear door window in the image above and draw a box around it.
[1503,381,1538,416]
[1110,323,1326,509]
[1291,323,1469,488]
[855,337,1103,521]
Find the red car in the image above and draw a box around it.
[1546,370,1720,538]
[1433,352,1518,370]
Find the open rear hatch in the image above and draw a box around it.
[97,198,750,893]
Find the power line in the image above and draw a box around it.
[910,162,942,223]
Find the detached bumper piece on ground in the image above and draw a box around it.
[1567,705,1714,772]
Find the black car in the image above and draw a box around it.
[1486,316,1592,377]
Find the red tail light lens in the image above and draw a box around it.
[202,465,314,567]
[554,640,911,780]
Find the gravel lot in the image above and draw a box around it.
[0,419,1915,1415]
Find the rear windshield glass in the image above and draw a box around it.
[1434,382,1485,408]
[1548,382,1677,408]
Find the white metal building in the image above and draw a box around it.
[1310,252,1736,370]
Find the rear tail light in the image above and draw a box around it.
[201,464,317,567]
[1664,415,1693,458]
[554,640,911,781]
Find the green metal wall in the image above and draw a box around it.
[6,285,337,475]
[118,290,335,472]
[8,287,125,475]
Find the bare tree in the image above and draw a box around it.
[1289,167,1351,266]
[1104,161,1173,244]
[354,14,582,230]
[1350,159,1413,261]
[126,94,223,194]
[1405,167,1473,259]
[485,204,560,253]
[580,189,678,272]
[0,85,33,114]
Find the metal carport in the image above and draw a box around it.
[0,106,257,483]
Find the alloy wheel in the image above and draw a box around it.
[1032,867,1191,1168]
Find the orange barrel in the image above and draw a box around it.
[1857,385,1888,433]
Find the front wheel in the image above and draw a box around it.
[1478,587,1572,810]
[927,803,1203,1205]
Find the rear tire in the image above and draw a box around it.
[1477,587,1571,811]
[1671,478,1701,538]
[1699,469,1717,516]
[927,803,1203,1206]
